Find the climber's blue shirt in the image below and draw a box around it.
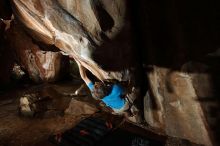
[88,82,94,91]
[87,82,125,110]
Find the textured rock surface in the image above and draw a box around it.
[10,0,137,82]
[136,0,219,145]
[64,98,98,116]
[6,0,219,146]
[6,22,69,82]
[144,66,212,146]
[0,83,92,146]
[0,83,204,146]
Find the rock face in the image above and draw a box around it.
[6,22,69,82]
[6,0,219,146]
[144,66,212,146]
[10,0,138,82]
[136,0,219,145]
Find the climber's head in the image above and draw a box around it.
[91,82,111,99]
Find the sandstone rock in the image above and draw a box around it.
[9,0,142,126]
[8,1,217,146]
[65,98,98,116]
[9,1,141,127]
[10,0,137,82]
[19,95,35,117]
[144,65,212,146]
[181,62,214,98]
[6,22,69,83]
[19,85,72,118]
[11,63,26,80]
[182,61,219,145]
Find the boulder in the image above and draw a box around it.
[6,22,69,83]
[144,65,212,146]
[9,0,218,146]
[10,0,138,82]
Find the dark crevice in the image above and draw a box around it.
[90,0,114,32]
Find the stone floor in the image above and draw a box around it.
[0,82,96,146]
[0,81,210,146]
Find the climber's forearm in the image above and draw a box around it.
[78,64,92,85]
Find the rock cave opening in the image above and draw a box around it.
[0,0,219,146]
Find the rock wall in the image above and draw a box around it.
[135,1,220,145]
[1,0,219,146]
[6,22,69,82]
[10,0,139,82]
[144,66,212,146]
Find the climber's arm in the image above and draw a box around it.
[78,63,94,90]
[78,63,91,85]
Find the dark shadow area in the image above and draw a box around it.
[0,0,220,145]
[133,0,220,69]
[90,0,114,32]
[91,3,220,143]
[0,0,12,20]
[130,0,220,145]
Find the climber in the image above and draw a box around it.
[77,63,129,114]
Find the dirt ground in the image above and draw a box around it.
[0,81,205,146]
[0,82,98,146]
